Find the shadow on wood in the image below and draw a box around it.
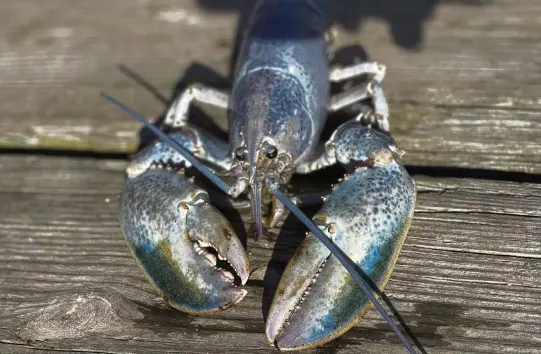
[195,0,493,78]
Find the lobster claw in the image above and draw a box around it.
[266,148,415,350]
[120,166,249,314]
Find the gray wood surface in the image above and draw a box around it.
[1,155,541,353]
[0,0,540,172]
[1,1,540,353]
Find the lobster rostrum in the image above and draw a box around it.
[103,0,417,352]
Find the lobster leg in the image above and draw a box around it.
[329,61,390,132]
[297,120,401,175]
[329,61,386,83]
[368,83,390,132]
[266,122,415,350]
[265,191,329,229]
[329,81,389,133]
[127,125,233,176]
[164,83,229,128]
[328,81,373,112]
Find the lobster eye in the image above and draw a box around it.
[265,145,278,159]
[235,147,247,161]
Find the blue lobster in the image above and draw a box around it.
[103,0,418,352]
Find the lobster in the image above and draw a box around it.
[102,0,418,352]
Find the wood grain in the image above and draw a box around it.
[0,0,540,172]
[1,154,541,353]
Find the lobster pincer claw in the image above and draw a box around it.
[120,166,249,314]
[266,126,415,351]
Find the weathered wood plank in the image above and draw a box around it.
[1,154,541,353]
[0,0,540,172]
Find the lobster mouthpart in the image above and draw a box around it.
[120,167,249,314]
[266,159,415,351]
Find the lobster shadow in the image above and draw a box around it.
[196,0,493,80]
[131,0,493,153]
[125,0,494,152]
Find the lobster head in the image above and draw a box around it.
[229,137,294,241]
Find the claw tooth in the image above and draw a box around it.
[204,252,217,266]
[218,253,226,260]
[221,270,235,282]
[355,165,367,172]
[199,241,211,248]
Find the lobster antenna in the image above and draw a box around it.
[101,92,229,194]
[116,64,169,105]
[267,180,418,354]
[101,92,417,354]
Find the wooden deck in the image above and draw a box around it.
[1,1,540,353]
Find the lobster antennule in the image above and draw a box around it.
[252,182,264,241]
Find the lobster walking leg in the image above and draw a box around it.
[328,81,373,112]
[369,83,390,132]
[296,120,401,174]
[329,61,390,132]
[164,83,229,128]
[329,61,386,83]
[265,191,330,229]
[330,82,389,132]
